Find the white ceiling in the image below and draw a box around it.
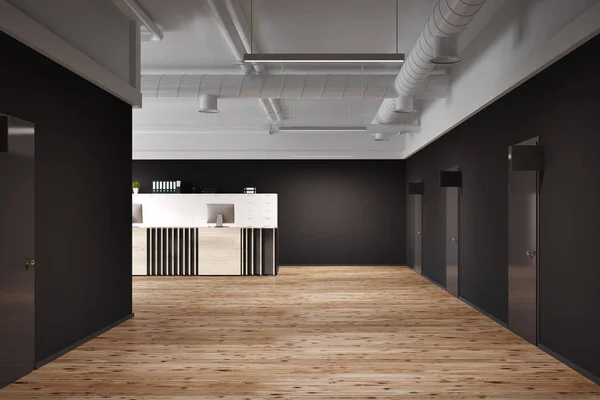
[132,0,600,159]
[134,0,435,158]
[139,0,433,71]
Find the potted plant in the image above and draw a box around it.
[132,180,140,194]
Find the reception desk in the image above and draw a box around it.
[132,194,278,276]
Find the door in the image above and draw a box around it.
[0,115,35,388]
[508,137,539,345]
[445,166,460,297]
[414,195,423,275]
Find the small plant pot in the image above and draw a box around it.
[133,188,139,194]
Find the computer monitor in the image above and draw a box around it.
[206,204,235,227]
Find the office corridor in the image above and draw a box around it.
[2,266,598,399]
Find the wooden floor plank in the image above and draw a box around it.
[1,266,598,399]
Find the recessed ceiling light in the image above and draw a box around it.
[394,96,417,113]
[278,126,367,132]
[292,155,354,158]
[244,53,405,64]
[431,36,461,65]
[198,94,219,113]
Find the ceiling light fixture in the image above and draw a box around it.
[431,36,461,65]
[277,126,367,132]
[243,53,405,64]
[394,96,417,113]
[198,94,219,113]
[292,155,354,158]
[372,133,389,141]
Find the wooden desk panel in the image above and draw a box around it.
[198,228,241,275]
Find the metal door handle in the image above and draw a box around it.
[525,250,536,259]
[25,259,35,269]
[451,237,458,242]
[417,231,422,235]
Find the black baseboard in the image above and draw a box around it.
[416,271,446,290]
[413,269,508,328]
[412,269,599,386]
[538,344,600,385]
[459,296,508,328]
[35,313,134,369]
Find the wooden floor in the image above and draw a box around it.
[2,267,599,399]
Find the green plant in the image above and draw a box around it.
[132,181,141,189]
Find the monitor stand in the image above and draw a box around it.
[215,213,224,227]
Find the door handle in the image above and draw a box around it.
[417,231,422,235]
[25,259,35,269]
[525,250,536,259]
[451,237,458,242]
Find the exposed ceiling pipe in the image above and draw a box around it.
[119,0,163,42]
[224,0,260,72]
[224,0,284,121]
[206,0,253,74]
[207,0,282,122]
[141,74,398,99]
[268,98,284,122]
[258,98,278,122]
[373,0,488,124]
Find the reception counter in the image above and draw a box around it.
[132,194,278,276]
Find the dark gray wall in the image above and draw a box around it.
[0,32,132,363]
[132,160,406,266]
[406,34,600,378]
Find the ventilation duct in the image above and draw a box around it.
[142,74,398,100]
[199,94,218,113]
[373,0,488,124]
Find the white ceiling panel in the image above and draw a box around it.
[244,0,435,54]
[139,0,239,69]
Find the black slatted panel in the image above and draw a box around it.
[162,229,167,275]
[275,228,279,275]
[241,229,246,275]
[145,227,199,276]
[195,228,199,275]
[262,229,274,276]
[190,228,195,276]
[179,228,184,275]
[146,228,151,275]
[167,228,174,275]
[175,228,179,276]
[157,228,162,275]
[241,229,244,275]
[184,228,189,275]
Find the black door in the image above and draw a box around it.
[0,115,35,388]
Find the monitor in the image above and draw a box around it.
[206,204,235,227]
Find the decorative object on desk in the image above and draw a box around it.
[244,187,257,194]
[132,180,140,194]
[192,186,197,193]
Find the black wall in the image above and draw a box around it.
[132,160,406,266]
[0,32,132,362]
[406,34,600,378]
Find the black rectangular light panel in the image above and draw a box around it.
[1,116,7,153]
[440,171,462,187]
[509,145,544,171]
[408,182,424,194]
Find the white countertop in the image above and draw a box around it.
[132,193,278,229]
